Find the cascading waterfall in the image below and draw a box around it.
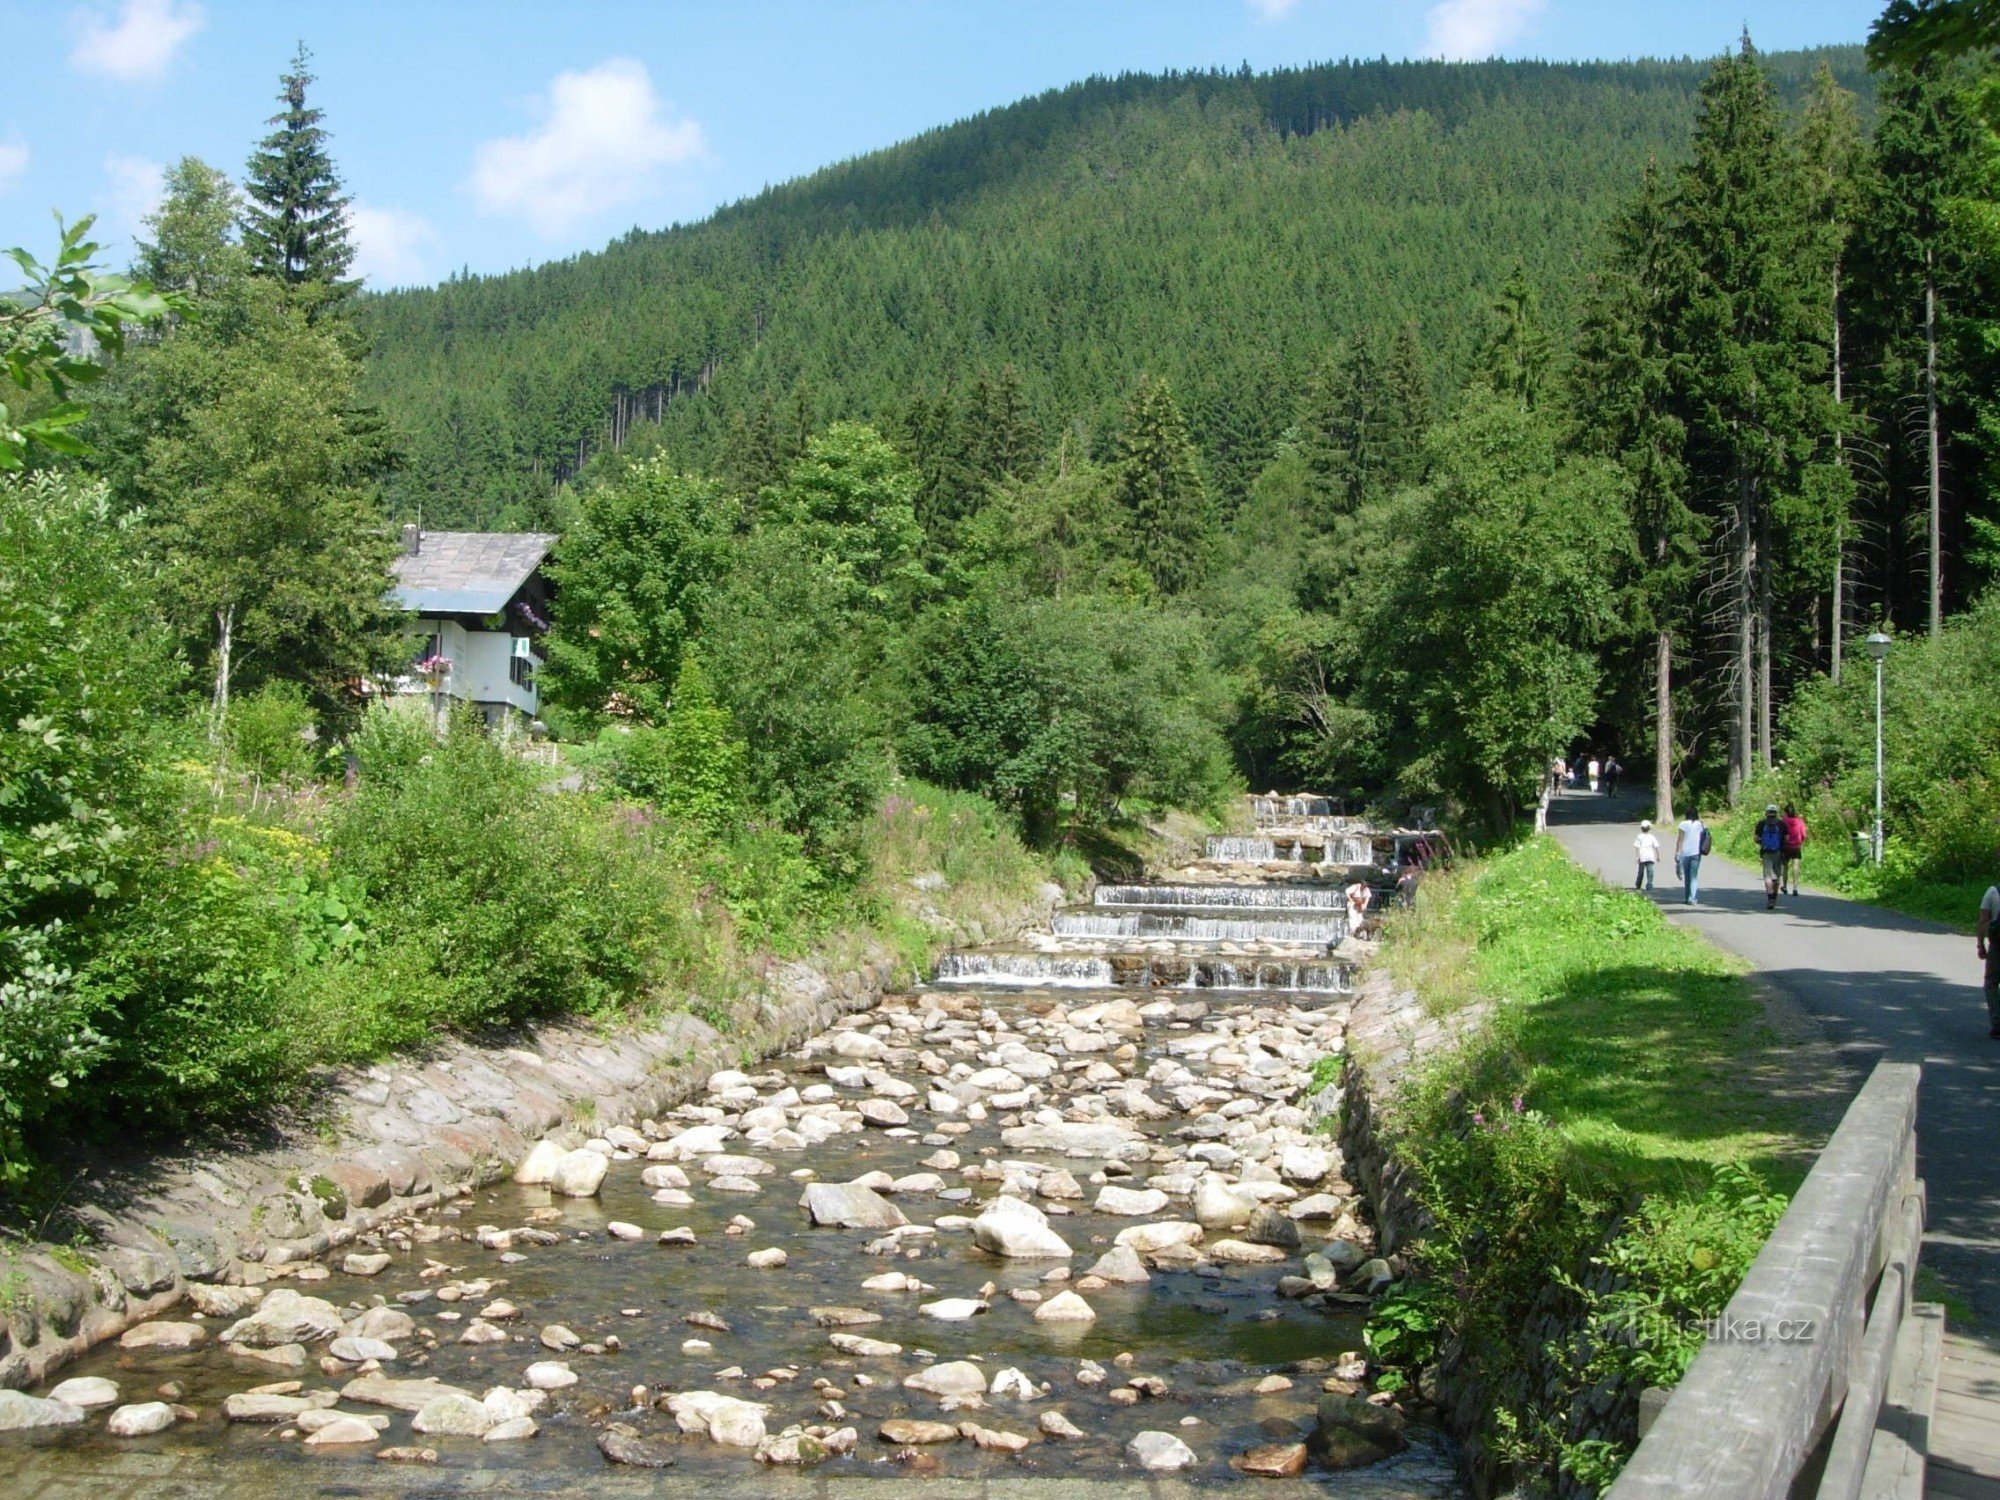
[1097,883,1343,910]
[1051,911,1347,945]
[1322,835,1375,866]
[932,953,1115,987]
[1206,835,1281,861]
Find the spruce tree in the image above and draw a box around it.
[241,44,357,295]
[1115,376,1211,596]
[1380,321,1432,489]
[1481,268,1554,406]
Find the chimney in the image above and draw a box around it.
[401,523,421,556]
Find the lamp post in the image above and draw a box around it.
[1865,631,1891,865]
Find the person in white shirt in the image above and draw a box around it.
[1673,808,1708,906]
[1634,819,1660,891]
[1587,756,1601,793]
[1976,884,2000,1038]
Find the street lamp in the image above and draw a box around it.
[1865,631,1891,865]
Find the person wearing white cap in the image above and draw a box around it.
[1634,819,1659,891]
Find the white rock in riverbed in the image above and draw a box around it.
[106,1402,178,1437]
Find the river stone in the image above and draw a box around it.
[858,1099,909,1127]
[746,1247,788,1269]
[342,1252,392,1277]
[1246,1206,1304,1250]
[525,1362,578,1390]
[1129,1431,1197,1471]
[1040,1409,1086,1439]
[830,1031,887,1061]
[666,1391,770,1447]
[299,1408,391,1433]
[1209,1237,1290,1266]
[1033,1290,1097,1324]
[800,1181,907,1229]
[0,1391,85,1431]
[598,1428,678,1467]
[655,1125,734,1160]
[1311,1393,1408,1468]
[228,1342,307,1371]
[540,1324,580,1351]
[1115,1221,1204,1255]
[964,1422,1034,1452]
[1288,1192,1345,1221]
[904,1361,988,1397]
[303,1416,383,1447]
[919,1297,987,1321]
[47,1377,119,1409]
[185,1283,264,1318]
[223,1288,346,1347]
[119,1321,207,1352]
[340,1376,473,1412]
[223,1391,336,1423]
[352,1307,419,1342]
[812,1306,882,1327]
[606,1221,644,1241]
[549,1149,609,1197]
[755,1430,830,1465]
[1279,1144,1334,1185]
[1235,1442,1309,1477]
[999,1121,1145,1159]
[412,1393,495,1437]
[1085,1245,1151,1284]
[1193,1178,1259,1229]
[512,1140,566,1185]
[1038,1168,1084,1200]
[1351,1257,1396,1293]
[830,1332,903,1356]
[971,1196,1072,1259]
[1093,1185,1169,1216]
[106,1401,178,1437]
[880,1418,960,1444]
[329,1335,401,1363]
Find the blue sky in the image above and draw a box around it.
[0,0,1886,290]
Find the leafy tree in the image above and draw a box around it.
[540,457,738,723]
[956,457,1149,599]
[2,217,175,469]
[131,277,402,721]
[0,472,180,1177]
[241,44,357,295]
[136,158,248,299]
[770,421,930,612]
[615,652,749,838]
[1870,0,2000,70]
[1115,375,1211,595]
[1368,391,1630,826]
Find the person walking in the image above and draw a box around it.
[1754,804,1786,910]
[1978,883,2000,1038]
[1634,818,1659,891]
[1674,807,1708,906]
[1604,755,1621,795]
[1780,805,1808,897]
[1587,755,1601,794]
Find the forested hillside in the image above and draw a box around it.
[358,52,1868,526]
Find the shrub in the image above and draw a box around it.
[226,680,321,782]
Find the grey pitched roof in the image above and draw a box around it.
[392,531,557,616]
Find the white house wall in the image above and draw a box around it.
[404,618,540,716]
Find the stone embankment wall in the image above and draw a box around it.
[1338,976,1638,1499]
[1,894,1056,1392]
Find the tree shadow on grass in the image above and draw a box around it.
[1507,961,1836,1201]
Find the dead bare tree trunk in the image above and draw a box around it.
[1831,270,1847,685]
[210,603,235,740]
[1729,459,1755,807]
[1925,260,1942,636]
[1655,627,1675,827]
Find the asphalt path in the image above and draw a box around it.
[1546,784,2000,1329]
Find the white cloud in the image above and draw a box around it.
[1422,0,1545,60]
[469,58,705,239]
[0,138,27,196]
[70,0,205,82]
[102,152,165,239]
[349,202,441,288]
[1244,0,1301,19]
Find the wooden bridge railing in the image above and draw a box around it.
[1607,1060,1943,1499]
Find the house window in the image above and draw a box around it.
[414,631,443,668]
[510,651,535,690]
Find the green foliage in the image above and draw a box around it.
[136,158,250,300]
[1114,376,1212,596]
[1369,392,1630,824]
[1371,840,1808,1488]
[540,458,737,723]
[898,588,1234,842]
[240,45,356,294]
[225,681,320,783]
[1,216,177,470]
[770,422,930,613]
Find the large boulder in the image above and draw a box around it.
[340,1376,474,1412]
[999,1121,1147,1160]
[971,1196,1073,1259]
[221,1288,346,1347]
[412,1393,496,1437]
[800,1182,908,1230]
[665,1391,770,1447]
[904,1362,988,1398]
[549,1149,608,1197]
[1193,1177,1259,1229]
[1114,1221,1204,1256]
[0,1391,85,1431]
[1310,1393,1408,1469]
[1128,1431,1197,1471]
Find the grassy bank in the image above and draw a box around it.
[1364,837,1822,1490]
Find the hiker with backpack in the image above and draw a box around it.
[1755,804,1786,910]
[1674,807,1710,906]
[1780,805,1808,897]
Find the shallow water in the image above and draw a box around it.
[12,983,1460,1496]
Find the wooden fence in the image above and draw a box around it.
[1607,1060,1943,1499]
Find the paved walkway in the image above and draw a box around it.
[1546,787,2000,1495]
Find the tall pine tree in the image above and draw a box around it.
[1115,376,1211,596]
[241,45,357,296]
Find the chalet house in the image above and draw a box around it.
[389,526,557,726]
